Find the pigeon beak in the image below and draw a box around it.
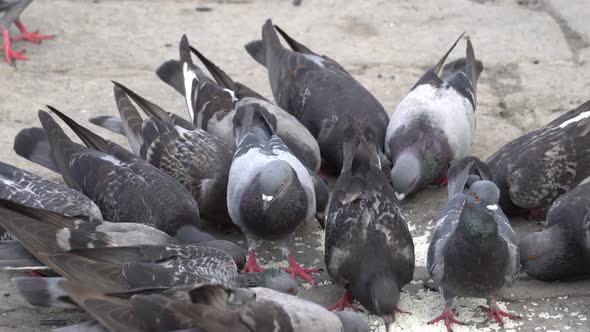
[395,192,406,201]
[262,194,274,211]
[486,204,498,211]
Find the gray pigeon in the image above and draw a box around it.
[0,161,102,241]
[155,34,321,173]
[19,281,367,332]
[385,34,483,199]
[227,105,318,285]
[0,199,248,271]
[520,181,590,281]
[245,19,390,174]
[325,114,414,330]
[485,99,590,217]
[109,81,235,226]
[14,108,202,238]
[0,0,53,65]
[427,163,520,331]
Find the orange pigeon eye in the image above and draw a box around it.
[529,255,537,261]
[288,287,295,294]
[473,193,480,202]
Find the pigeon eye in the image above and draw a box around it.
[473,193,480,202]
[529,255,537,261]
[288,287,295,294]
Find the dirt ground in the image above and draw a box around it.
[1,0,590,331]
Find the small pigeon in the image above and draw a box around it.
[325,114,414,330]
[0,199,247,270]
[245,19,390,174]
[25,280,368,332]
[14,108,201,237]
[227,105,319,284]
[485,99,590,216]
[385,34,483,199]
[110,81,235,225]
[0,0,53,65]
[520,181,590,281]
[0,160,102,241]
[427,162,520,331]
[156,34,322,172]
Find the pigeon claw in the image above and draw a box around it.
[1,26,28,65]
[527,207,545,220]
[284,255,320,286]
[12,20,53,44]
[242,249,264,273]
[327,291,362,311]
[427,307,464,332]
[480,303,520,326]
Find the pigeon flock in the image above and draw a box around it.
[1,2,590,332]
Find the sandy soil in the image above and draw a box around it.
[1,0,590,331]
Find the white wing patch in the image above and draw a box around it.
[559,111,590,128]
[99,155,122,166]
[183,62,197,123]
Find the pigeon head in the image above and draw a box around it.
[460,180,501,238]
[391,151,421,200]
[351,275,400,320]
[519,228,586,281]
[259,160,297,206]
[260,268,298,295]
[240,160,308,239]
[333,310,370,332]
[467,180,500,208]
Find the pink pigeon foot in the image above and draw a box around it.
[242,249,264,273]
[283,255,320,286]
[11,20,53,43]
[327,291,362,311]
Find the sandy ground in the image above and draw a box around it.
[1,0,590,331]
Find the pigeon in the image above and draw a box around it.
[90,111,329,228]
[520,181,590,281]
[227,104,319,284]
[427,162,520,331]
[0,0,53,65]
[0,160,102,241]
[324,114,414,330]
[109,81,235,225]
[14,108,202,238]
[385,34,483,199]
[245,20,390,174]
[155,34,321,172]
[484,99,590,217]
[18,280,368,332]
[0,199,247,270]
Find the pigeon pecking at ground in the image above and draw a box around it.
[0,0,52,65]
[520,181,590,281]
[14,108,204,239]
[485,98,590,218]
[385,34,483,200]
[427,162,520,331]
[245,19,390,175]
[324,114,415,331]
[226,104,319,285]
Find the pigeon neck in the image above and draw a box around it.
[458,200,498,240]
